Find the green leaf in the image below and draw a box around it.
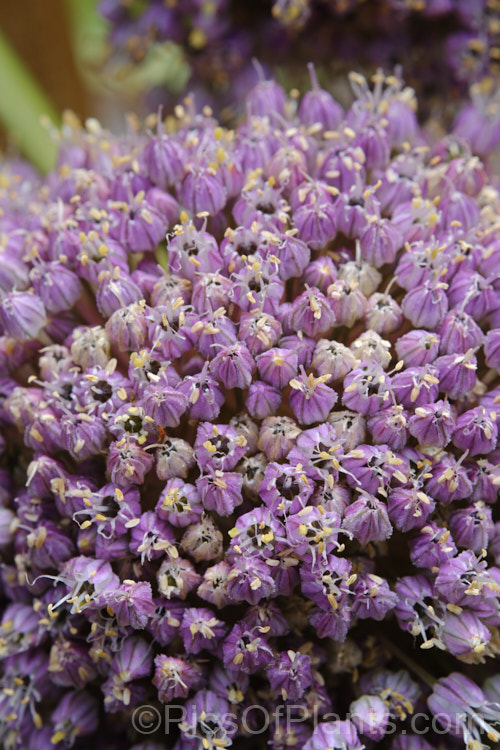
[0,29,58,172]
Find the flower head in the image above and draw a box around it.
[1,67,500,750]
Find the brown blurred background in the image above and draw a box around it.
[0,0,90,149]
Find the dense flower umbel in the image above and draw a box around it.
[1,70,500,750]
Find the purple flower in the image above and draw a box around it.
[401,280,449,330]
[286,504,342,557]
[294,193,338,249]
[179,689,237,749]
[428,673,500,747]
[222,623,274,673]
[102,580,155,629]
[129,511,176,561]
[452,406,498,456]
[50,690,98,745]
[147,600,186,646]
[289,367,337,425]
[438,309,483,355]
[142,130,187,187]
[350,694,390,741]
[303,255,337,293]
[387,487,435,532]
[168,216,222,280]
[424,452,472,503]
[300,553,353,609]
[407,400,455,448]
[304,720,363,750]
[342,493,392,545]
[210,341,255,389]
[342,361,388,415]
[0,290,46,340]
[142,378,188,428]
[395,329,440,367]
[267,650,313,701]
[178,363,225,420]
[409,522,457,568]
[434,550,498,605]
[260,461,313,515]
[153,655,200,702]
[256,346,298,389]
[198,468,243,516]
[359,668,421,721]
[194,422,247,471]
[246,380,282,419]
[180,607,227,654]
[111,190,173,253]
[367,405,409,450]
[299,63,343,130]
[157,556,200,600]
[31,260,83,314]
[351,573,398,620]
[391,364,439,408]
[485,328,500,370]
[435,349,478,400]
[288,287,336,337]
[227,555,275,604]
[103,635,152,710]
[155,477,202,527]
[228,506,283,557]
[258,415,302,461]
[448,501,494,552]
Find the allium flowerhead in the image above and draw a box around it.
[1,67,500,750]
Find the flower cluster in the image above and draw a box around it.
[1,69,500,749]
[99,0,500,126]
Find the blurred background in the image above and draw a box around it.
[0,0,95,167]
[1,0,499,172]
[0,0,188,170]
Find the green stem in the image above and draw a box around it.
[0,29,58,172]
[155,244,169,272]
